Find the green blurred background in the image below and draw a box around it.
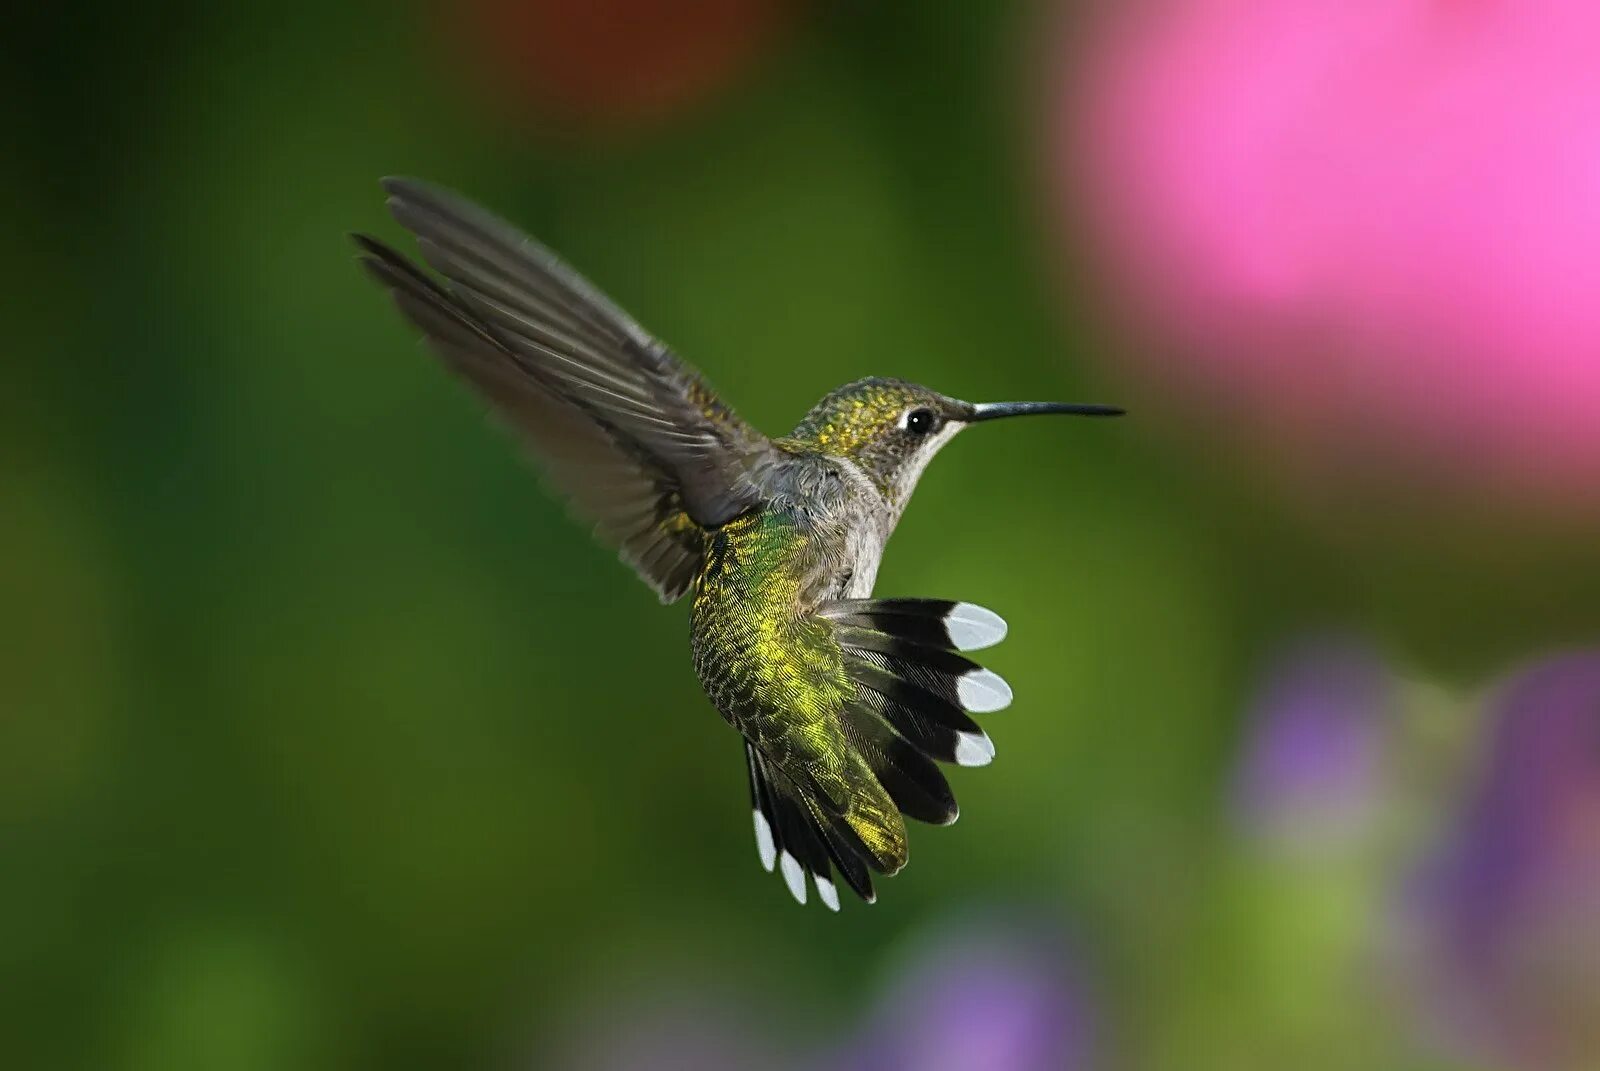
[8,2,1597,1069]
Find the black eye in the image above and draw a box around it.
[904,408,938,436]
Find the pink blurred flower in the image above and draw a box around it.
[1060,0,1600,512]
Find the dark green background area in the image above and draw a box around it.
[5,3,1586,1069]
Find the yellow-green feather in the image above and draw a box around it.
[691,510,907,871]
[782,378,920,456]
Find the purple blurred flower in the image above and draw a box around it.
[1232,638,1390,850]
[819,914,1096,1071]
[549,914,1096,1071]
[1403,653,1600,1070]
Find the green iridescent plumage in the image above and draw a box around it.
[693,511,907,874]
[356,178,1122,909]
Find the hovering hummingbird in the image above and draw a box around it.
[355,179,1122,910]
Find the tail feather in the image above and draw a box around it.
[834,626,1012,714]
[827,597,1010,772]
[819,598,1008,652]
[773,777,832,908]
[737,599,1012,909]
[815,811,876,904]
[838,703,959,825]
[745,744,850,910]
[745,742,779,873]
[849,659,994,766]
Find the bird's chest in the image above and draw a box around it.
[822,509,891,600]
[786,457,899,601]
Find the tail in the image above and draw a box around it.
[741,598,1012,909]
[746,743,874,909]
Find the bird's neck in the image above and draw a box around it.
[775,437,897,499]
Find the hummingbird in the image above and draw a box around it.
[354,178,1122,910]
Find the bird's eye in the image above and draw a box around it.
[903,408,938,436]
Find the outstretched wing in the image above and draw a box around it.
[742,597,1013,909]
[355,177,775,602]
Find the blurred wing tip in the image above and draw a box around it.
[379,174,425,195]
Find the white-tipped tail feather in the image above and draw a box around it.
[954,730,996,767]
[957,668,1013,712]
[815,875,841,912]
[945,603,1008,651]
[740,597,1019,910]
[753,810,777,872]
[746,741,873,909]
[780,852,808,905]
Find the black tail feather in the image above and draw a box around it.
[745,744,857,910]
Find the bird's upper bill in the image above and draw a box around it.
[963,401,1126,422]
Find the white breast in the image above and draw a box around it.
[832,457,895,599]
[840,421,965,599]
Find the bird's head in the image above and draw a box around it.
[784,377,1123,505]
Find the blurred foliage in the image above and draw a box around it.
[5,2,1595,1070]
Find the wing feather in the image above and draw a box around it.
[355,179,777,601]
[380,178,771,527]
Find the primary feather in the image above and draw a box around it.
[356,178,775,601]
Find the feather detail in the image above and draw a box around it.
[354,178,779,601]
[819,599,1008,652]
[745,743,869,909]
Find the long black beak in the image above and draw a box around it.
[965,401,1125,422]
